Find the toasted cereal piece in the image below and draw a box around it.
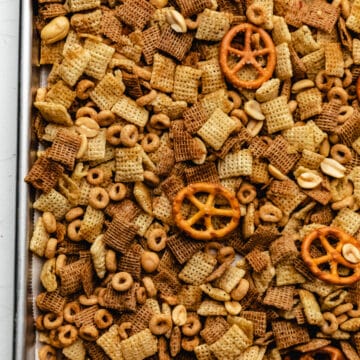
[245,249,270,273]
[172,124,203,162]
[152,193,174,225]
[100,10,123,44]
[197,109,237,151]
[194,343,217,360]
[251,159,270,184]
[118,244,142,280]
[352,137,360,156]
[62,29,81,55]
[263,285,295,311]
[157,26,193,61]
[282,125,315,152]
[185,162,220,185]
[275,43,293,80]
[62,339,86,360]
[198,58,226,94]
[96,324,124,360]
[314,100,340,133]
[173,65,202,104]
[218,149,253,179]
[45,80,76,109]
[275,262,306,286]
[83,38,115,80]
[151,93,187,120]
[70,9,102,35]
[177,285,203,311]
[353,39,360,65]
[25,156,64,193]
[269,235,298,266]
[103,283,137,312]
[59,259,85,295]
[79,205,104,243]
[40,40,64,65]
[115,147,144,183]
[30,218,49,257]
[242,310,267,337]
[195,9,230,41]
[200,316,230,344]
[176,0,212,17]
[90,73,125,110]
[133,211,153,237]
[79,129,106,162]
[179,251,217,285]
[291,25,320,56]
[209,324,252,359]
[272,16,291,45]
[331,208,360,235]
[303,0,339,33]
[336,111,360,147]
[346,0,360,33]
[150,53,176,93]
[68,0,100,12]
[272,321,310,349]
[167,233,204,265]
[324,42,344,77]
[34,189,71,220]
[253,0,274,29]
[142,25,161,65]
[34,101,72,126]
[197,300,227,317]
[112,95,149,127]
[116,0,155,30]
[301,48,325,79]
[340,341,360,360]
[296,88,322,121]
[121,329,157,360]
[261,95,293,134]
[199,89,233,118]
[298,289,325,326]
[255,78,280,103]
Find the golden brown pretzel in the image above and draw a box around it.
[173,183,240,241]
[301,227,360,285]
[299,346,345,360]
[219,23,276,89]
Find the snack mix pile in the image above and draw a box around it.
[27,0,360,359]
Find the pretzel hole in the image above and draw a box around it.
[338,265,352,276]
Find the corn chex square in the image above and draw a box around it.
[33,189,71,220]
[150,53,176,93]
[195,9,231,41]
[197,108,237,150]
[115,147,143,182]
[90,73,125,110]
[84,39,115,80]
[173,65,202,104]
[121,329,158,360]
[45,80,76,109]
[218,150,253,179]
[34,101,72,127]
[80,130,106,162]
[112,95,149,127]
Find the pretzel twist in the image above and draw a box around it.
[219,23,276,89]
[173,183,240,241]
[299,345,345,360]
[301,227,360,285]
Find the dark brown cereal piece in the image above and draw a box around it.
[36,290,66,314]
[242,310,267,337]
[263,286,295,311]
[177,286,203,311]
[239,287,261,311]
[200,316,230,344]
[289,44,307,79]
[142,26,161,65]
[269,235,299,266]
[176,0,212,17]
[284,0,308,28]
[105,200,140,222]
[336,111,360,147]
[248,137,270,159]
[25,156,64,193]
[157,26,194,62]
[100,10,124,44]
[153,266,181,296]
[80,259,95,297]
[353,333,360,355]
[58,239,89,255]
[272,321,310,349]
[59,259,85,296]
[167,233,204,264]
[310,206,334,225]
[155,146,176,177]
[103,215,139,254]
[340,341,360,360]
[161,175,185,202]
[121,303,154,336]
[117,244,142,281]
[84,341,110,360]
[103,283,137,312]
[39,3,67,19]
[245,249,269,273]
[115,0,155,30]
[294,339,332,353]
[40,40,64,65]
[74,305,98,328]
[183,102,208,134]
[122,72,143,99]
[314,100,341,133]
[47,129,81,170]
[215,135,243,160]
[185,163,220,185]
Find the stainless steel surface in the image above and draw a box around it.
[15,1,37,358]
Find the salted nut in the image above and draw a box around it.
[75,117,100,138]
[320,158,346,179]
[244,100,265,121]
[165,9,187,33]
[40,16,70,45]
[342,243,360,264]
[296,171,323,189]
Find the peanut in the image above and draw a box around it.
[41,16,70,45]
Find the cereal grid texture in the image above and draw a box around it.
[27,1,360,359]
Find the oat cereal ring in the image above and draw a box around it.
[136,89,157,107]
[173,183,241,241]
[42,212,57,234]
[321,312,339,334]
[63,301,80,323]
[204,242,222,257]
[57,324,78,347]
[220,23,276,89]
[182,315,201,337]
[67,219,82,242]
[231,109,248,126]
[237,183,257,204]
[76,80,95,100]
[150,113,170,129]
[330,144,352,164]
[147,228,167,252]
[348,306,360,318]
[136,286,147,304]
[118,322,132,339]
[45,238,57,259]
[38,345,56,360]
[301,227,360,285]
[315,70,335,92]
[79,324,99,341]
[149,314,173,335]
[97,110,115,127]
[55,254,66,276]
[48,329,62,348]
[342,69,353,87]
[259,203,283,223]
[86,168,104,186]
[246,4,266,26]
[300,346,345,360]
[65,207,84,222]
[35,315,45,331]
[43,312,64,330]
[79,294,98,306]
[328,87,349,105]
[143,276,157,298]
[337,105,353,124]
[120,124,139,147]
[141,133,160,153]
[227,91,242,109]
[76,107,97,121]
[111,272,133,292]
[94,309,113,329]
[106,124,123,146]
[217,246,235,264]
[181,336,200,352]
[108,182,127,201]
[89,187,110,209]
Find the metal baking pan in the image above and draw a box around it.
[15,1,39,358]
